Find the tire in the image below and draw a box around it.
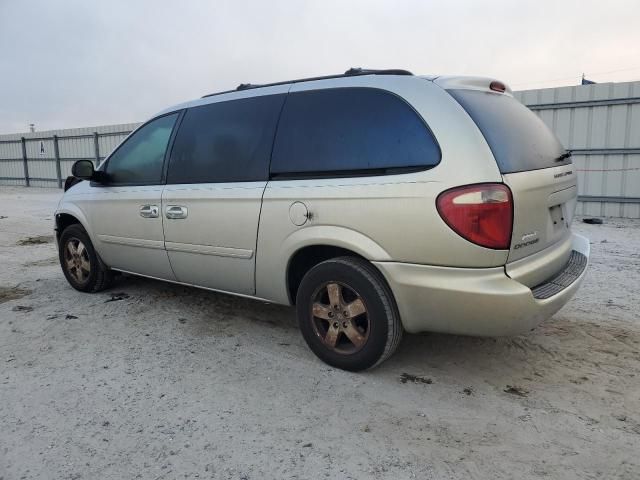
[58,224,113,292]
[296,256,403,371]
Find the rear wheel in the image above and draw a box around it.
[296,256,403,371]
[59,224,112,292]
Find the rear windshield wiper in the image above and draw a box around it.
[554,151,572,162]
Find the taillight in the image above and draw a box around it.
[436,183,513,249]
[490,80,507,93]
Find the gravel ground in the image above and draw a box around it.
[1,187,639,480]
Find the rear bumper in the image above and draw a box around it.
[373,233,590,336]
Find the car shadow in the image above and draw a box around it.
[93,274,610,386]
[110,274,553,376]
[112,273,299,331]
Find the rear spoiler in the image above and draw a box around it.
[433,76,513,96]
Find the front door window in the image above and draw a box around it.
[104,113,179,185]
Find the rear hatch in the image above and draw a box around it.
[443,80,576,275]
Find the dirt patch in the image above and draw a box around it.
[23,256,59,267]
[105,292,130,303]
[504,385,529,397]
[0,286,31,304]
[16,235,54,246]
[12,305,33,312]
[400,372,433,384]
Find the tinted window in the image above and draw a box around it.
[270,88,440,176]
[167,94,285,184]
[105,113,178,184]
[448,89,568,174]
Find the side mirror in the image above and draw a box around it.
[71,159,96,180]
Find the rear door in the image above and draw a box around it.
[447,86,575,263]
[82,112,180,279]
[162,90,286,295]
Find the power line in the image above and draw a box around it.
[588,65,640,76]
[512,65,640,88]
[512,75,580,87]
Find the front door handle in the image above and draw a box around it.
[139,205,159,218]
[166,205,188,219]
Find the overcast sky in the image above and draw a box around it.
[1,0,639,133]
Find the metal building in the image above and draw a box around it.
[0,123,140,188]
[515,80,640,218]
[1,80,639,218]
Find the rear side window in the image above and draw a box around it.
[448,89,568,174]
[271,87,440,177]
[167,94,285,184]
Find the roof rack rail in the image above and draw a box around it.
[202,67,413,98]
[344,67,413,76]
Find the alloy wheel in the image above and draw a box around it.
[310,282,370,354]
[64,237,91,284]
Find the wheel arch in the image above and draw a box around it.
[281,226,393,304]
[286,245,367,304]
[54,205,93,245]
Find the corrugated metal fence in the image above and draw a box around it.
[1,80,639,217]
[514,80,640,218]
[0,123,140,188]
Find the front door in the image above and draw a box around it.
[83,112,180,280]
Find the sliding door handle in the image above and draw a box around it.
[166,205,188,219]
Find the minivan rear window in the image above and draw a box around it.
[448,89,569,174]
[270,87,441,177]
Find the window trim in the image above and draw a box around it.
[268,86,442,180]
[269,165,428,180]
[94,110,184,187]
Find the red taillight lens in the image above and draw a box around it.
[436,183,513,249]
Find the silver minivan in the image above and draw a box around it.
[57,68,589,371]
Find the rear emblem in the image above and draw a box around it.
[514,232,539,250]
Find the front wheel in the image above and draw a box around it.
[296,256,403,371]
[59,224,113,292]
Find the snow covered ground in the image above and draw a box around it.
[1,187,638,479]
